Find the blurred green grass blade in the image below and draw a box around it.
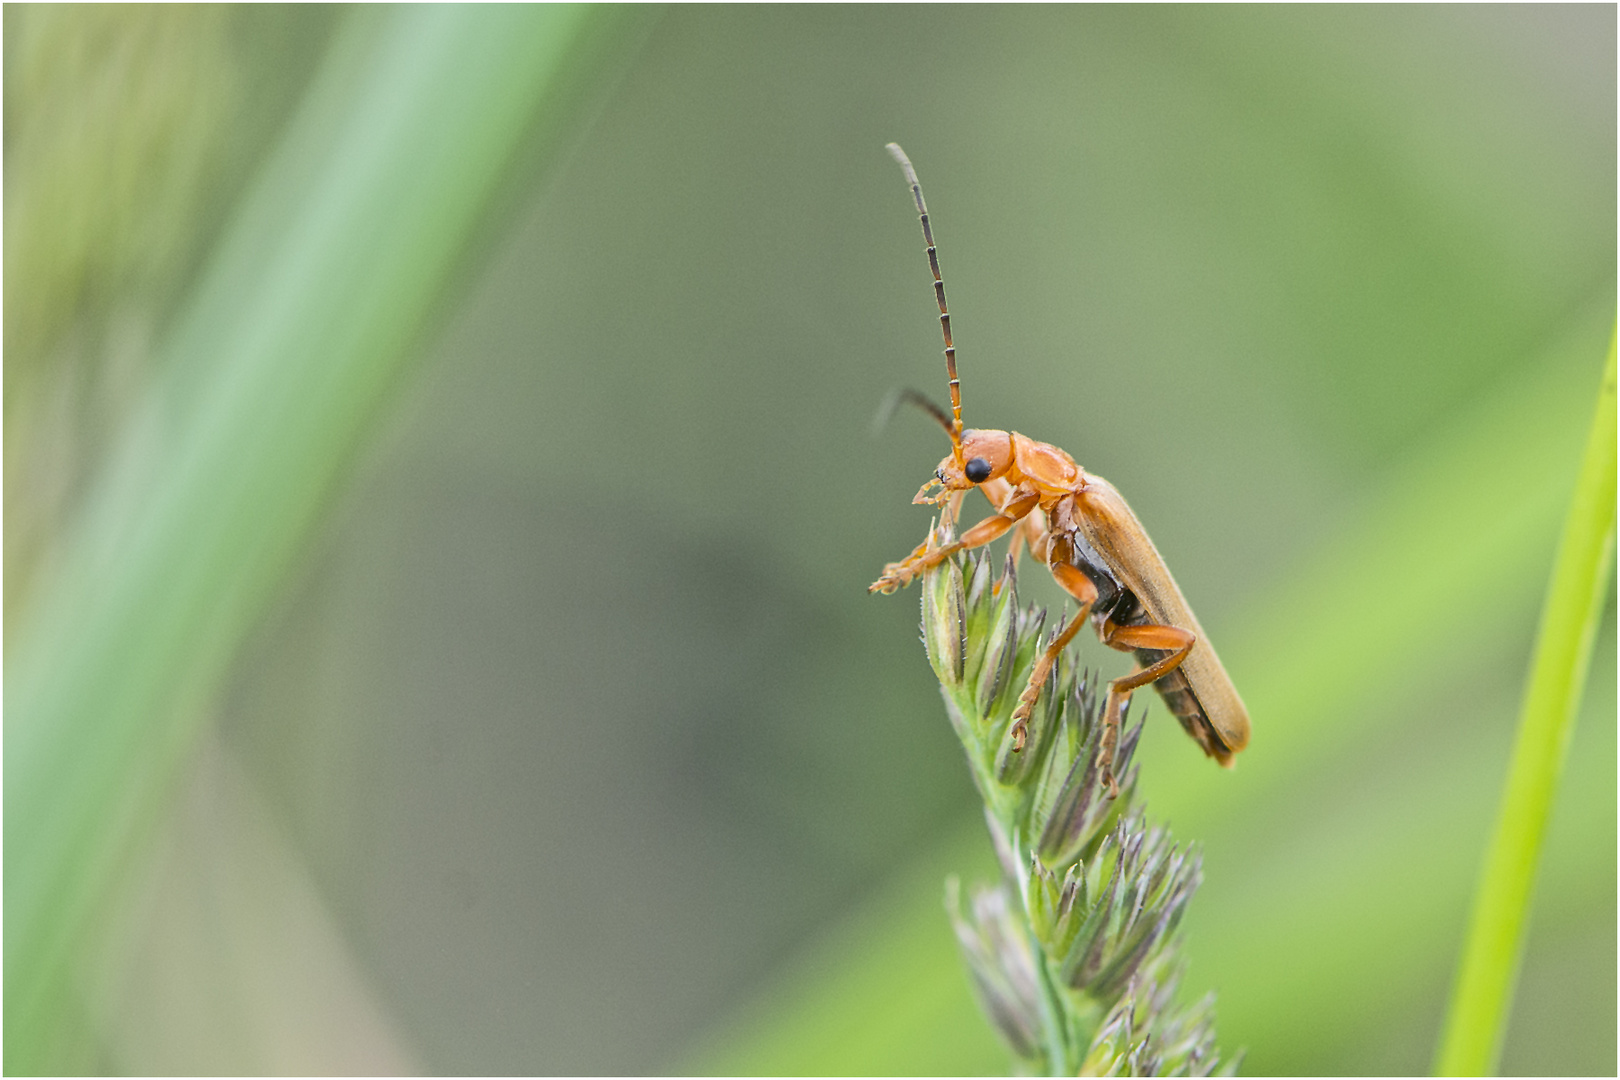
[5,4,608,1065]
[685,315,1611,1075]
[1433,329,1617,1077]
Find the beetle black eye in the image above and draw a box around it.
[965,457,992,483]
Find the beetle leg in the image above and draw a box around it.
[1006,557,1098,750]
[868,485,1040,593]
[1026,507,1049,555]
[978,477,1012,507]
[874,536,934,582]
[974,479,1034,570]
[1024,511,1055,566]
[1094,621,1196,797]
[1009,503,1050,573]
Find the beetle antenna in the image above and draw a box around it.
[873,386,955,439]
[887,142,963,461]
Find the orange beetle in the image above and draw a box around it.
[871,144,1250,795]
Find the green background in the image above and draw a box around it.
[5,6,1614,1074]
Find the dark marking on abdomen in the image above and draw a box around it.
[1095,579,1237,766]
[1132,657,1234,766]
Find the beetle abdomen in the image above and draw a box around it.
[1132,656,1236,766]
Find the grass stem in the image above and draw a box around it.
[1432,327,1617,1075]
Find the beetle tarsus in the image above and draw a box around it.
[1096,693,1124,799]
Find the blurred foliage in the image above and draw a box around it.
[4,5,635,1071]
[3,6,337,627]
[4,5,1614,1075]
[4,6,232,372]
[5,5,237,628]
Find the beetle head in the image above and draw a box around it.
[913,428,1013,504]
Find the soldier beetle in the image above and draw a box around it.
[871,143,1251,795]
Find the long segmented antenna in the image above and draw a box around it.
[873,386,956,440]
[886,142,963,463]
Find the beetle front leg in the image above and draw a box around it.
[868,486,1040,594]
[870,536,934,590]
[1094,621,1196,797]
[976,480,1044,573]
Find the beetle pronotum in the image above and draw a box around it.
[871,143,1250,795]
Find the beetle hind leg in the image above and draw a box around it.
[1094,621,1196,797]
